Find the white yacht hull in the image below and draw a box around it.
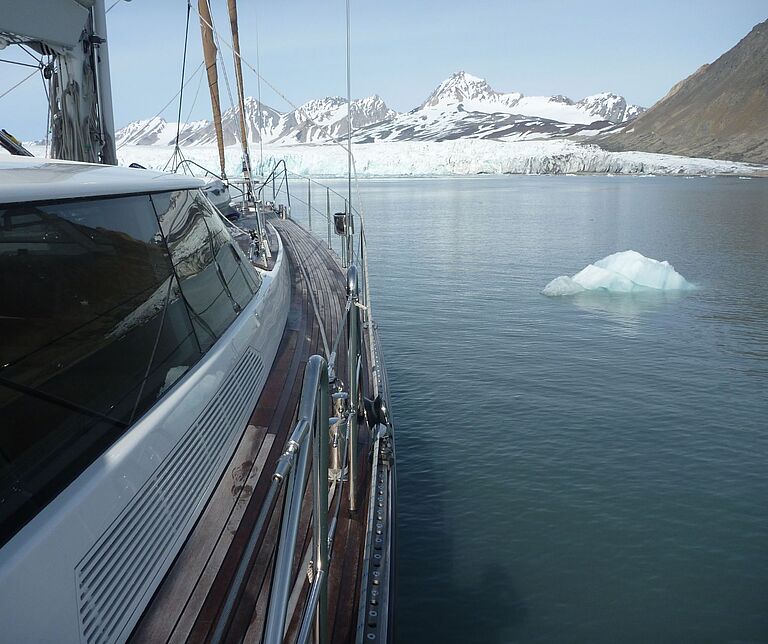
[0,232,290,644]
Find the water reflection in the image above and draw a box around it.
[351,176,768,642]
[566,290,689,334]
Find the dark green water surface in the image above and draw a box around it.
[306,175,768,643]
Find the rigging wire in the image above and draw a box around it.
[174,1,192,148]
[18,44,43,65]
[166,0,193,172]
[191,5,356,160]
[191,1,378,351]
[39,64,51,156]
[180,64,206,141]
[0,69,39,101]
[254,3,264,169]
[226,0,254,188]
[346,0,352,213]
[0,58,40,70]
[115,60,204,151]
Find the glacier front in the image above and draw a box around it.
[542,250,694,296]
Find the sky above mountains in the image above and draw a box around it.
[0,0,766,139]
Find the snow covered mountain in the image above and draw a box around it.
[114,116,209,146]
[273,95,394,143]
[116,95,394,147]
[177,98,283,146]
[353,71,642,143]
[352,109,611,144]
[115,72,642,147]
[416,71,643,123]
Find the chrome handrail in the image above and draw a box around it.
[258,159,381,506]
[346,264,361,512]
[211,356,329,644]
[210,162,382,643]
[264,355,329,644]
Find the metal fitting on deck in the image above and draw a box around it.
[346,263,359,299]
[329,391,349,480]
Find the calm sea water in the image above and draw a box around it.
[303,175,768,643]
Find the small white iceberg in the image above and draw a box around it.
[542,250,694,296]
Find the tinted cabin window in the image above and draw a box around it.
[0,195,201,546]
[202,195,262,309]
[152,190,261,350]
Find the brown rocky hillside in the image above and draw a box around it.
[599,19,768,164]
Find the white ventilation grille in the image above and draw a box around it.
[75,348,265,644]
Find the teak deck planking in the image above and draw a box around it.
[130,217,373,644]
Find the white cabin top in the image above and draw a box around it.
[0,157,204,204]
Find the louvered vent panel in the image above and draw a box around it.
[76,348,265,644]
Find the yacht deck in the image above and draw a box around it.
[130,217,373,643]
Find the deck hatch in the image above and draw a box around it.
[75,347,265,644]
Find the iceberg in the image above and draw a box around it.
[542,250,694,296]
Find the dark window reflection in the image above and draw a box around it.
[0,195,201,546]
[201,193,263,308]
[152,190,262,350]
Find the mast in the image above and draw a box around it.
[198,0,226,178]
[0,0,117,164]
[226,0,252,193]
[91,0,117,165]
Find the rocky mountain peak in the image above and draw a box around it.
[575,92,642,123]
[421,71,498,108]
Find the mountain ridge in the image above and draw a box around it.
[115,71,643,147]
[599,20,768,164]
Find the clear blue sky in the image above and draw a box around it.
[1,0,766,139]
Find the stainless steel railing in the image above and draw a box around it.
[208,162,379,643]
[265,354,330,644]
[210,283,364,642]
[210,356,331,644]
[258,163,374,312]
[345,264,361,512]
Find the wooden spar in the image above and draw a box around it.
[198,0,226,178]
[227,0,252,186]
